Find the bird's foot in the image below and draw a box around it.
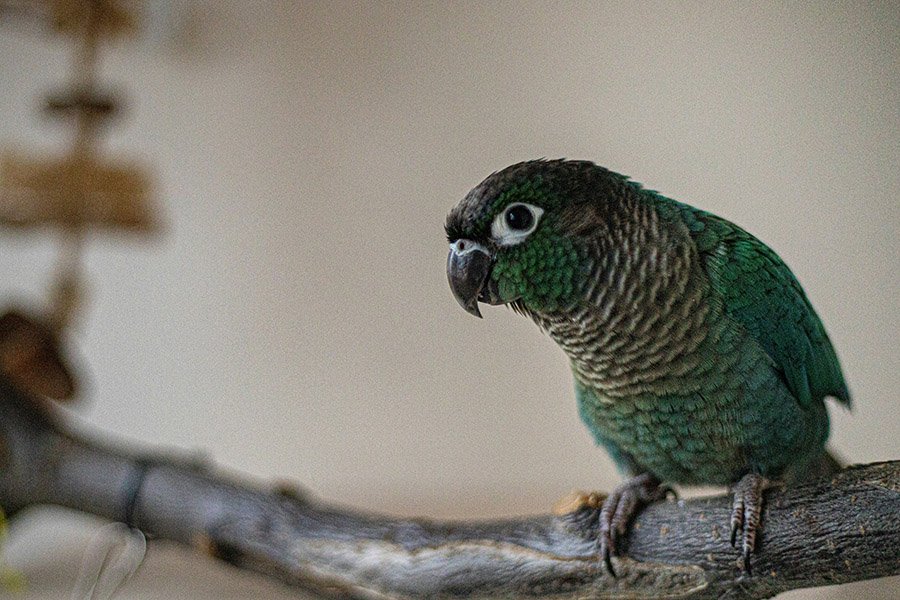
[730,473,769,574]
[598,473,671,576]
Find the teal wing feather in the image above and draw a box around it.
[662,199,851,408]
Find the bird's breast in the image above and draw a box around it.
[537,236,723,400]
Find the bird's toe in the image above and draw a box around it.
[729,473,768,574]
[595,473,666,576]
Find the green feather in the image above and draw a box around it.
[657,197,851,408]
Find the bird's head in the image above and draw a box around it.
[445,159,628,318]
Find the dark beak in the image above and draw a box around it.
[447,239,493,318]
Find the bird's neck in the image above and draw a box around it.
[526,198,711,398]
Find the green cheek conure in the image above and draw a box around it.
[445,159,850,574]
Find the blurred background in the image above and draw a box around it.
[0,1,897,598]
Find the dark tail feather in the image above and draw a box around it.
[787,448,845,484]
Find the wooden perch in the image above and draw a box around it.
[0,378,897,599]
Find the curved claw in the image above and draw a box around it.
[729,473,768,574]
[596,473,667,577]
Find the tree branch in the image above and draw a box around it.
[0,379,897,599]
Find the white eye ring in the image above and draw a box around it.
[491,202,544,246]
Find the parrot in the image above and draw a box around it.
[444,159,850,574]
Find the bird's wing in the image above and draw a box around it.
[666,200,850,408]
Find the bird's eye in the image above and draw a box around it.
[491,202,543,246]
[505,204,534,231]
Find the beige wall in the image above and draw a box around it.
[1,1,897,598]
